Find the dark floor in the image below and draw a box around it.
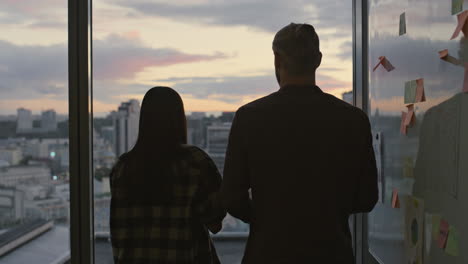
[95,238,247,264]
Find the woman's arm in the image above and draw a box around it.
[191,147,227,229]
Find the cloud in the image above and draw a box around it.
[336,41,353,60]
[0,0,66,29]
[94,34,229,80]
[0,34,228,102]
[152,71,351,102]
[116,0,352,35]
[0,40,68,100]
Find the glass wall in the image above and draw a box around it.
[0,0,70,263]
[367,0,467,263]
[92,1,353,263]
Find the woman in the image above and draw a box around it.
[110,87,225,264]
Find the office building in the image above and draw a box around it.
[0,165,51,187]
[0,147,22,166]
[16,108,33,133]
[41,110,57,132]
[206,123,231,173]
[342,91,353,105]
[0,186,25,222]
[112,100,140,157]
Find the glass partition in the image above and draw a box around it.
[92,1,353,263]
[368,0,467,263]
[0,1,70,263]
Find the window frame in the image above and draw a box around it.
[68,0,94,263]
[67,0,366,262]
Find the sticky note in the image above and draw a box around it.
[445,225,459,256]
[439,49,462,66]
[464,62,468,93]
[392,189,400,208]
[432,214,442,241]
[453,0,464,15]
[373,56,395,72]
[438,219,449,249]
[405,104,416,127]
[400,112,408,135]
[405,79,426,104]
[415,79,426,102]
[403,157,414,178]
[451,10,468,39]
[400,12,407,36]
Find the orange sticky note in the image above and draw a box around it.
[464,63,468,93]
[438,219,449,249]
[400,112,408,135]
[451,10,468,39]
[415,79,426,102]
[373,56,395,72]
[405,104,416,127]
[439,49,462,66]
[392,189,400,208]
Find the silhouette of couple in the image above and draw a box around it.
[110,23,378,264]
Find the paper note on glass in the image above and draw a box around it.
[404,197,424,264]
[373,56,395,72]
[432,214,442,241]
[453,0,463,15]
[400,13,407,36]
[438,219,449,249]
[392,189,400,208]
[405,79,426,104]
[415,79,426,102]
[405,104,416,127]
[439,49,462,66]
[400,112,408,135]
[445,225,459,256]
[451,10,468,39]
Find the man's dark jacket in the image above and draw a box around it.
[220,85,378,264]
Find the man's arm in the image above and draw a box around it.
[220,108,252,223]
[352,114,379,213]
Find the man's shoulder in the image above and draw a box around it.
[237,91,281,113]
[321,92,369,123]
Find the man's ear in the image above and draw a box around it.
[274,52,280,69]
[316,52,323,68]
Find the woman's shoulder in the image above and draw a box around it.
[179,144,210,161]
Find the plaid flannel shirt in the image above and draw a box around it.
[110,145,225,264]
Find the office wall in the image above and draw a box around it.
[367,0,468,263]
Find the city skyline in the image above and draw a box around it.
[0,0,354,116]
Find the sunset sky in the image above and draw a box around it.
[0,0,353,116]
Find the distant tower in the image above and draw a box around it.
[16,108,33,133]
[342,91,353,105]
[41,110,57,132]
[206,123,231,173]
[113,100,140,157]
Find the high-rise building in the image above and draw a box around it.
[342,91,353,105]
[112,100,140,157]
[41,110,57,132]
[16,108,33,133]
[206,123,231,173]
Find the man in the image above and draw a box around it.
[220,23,378,263]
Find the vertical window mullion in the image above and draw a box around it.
[68,0,94,263]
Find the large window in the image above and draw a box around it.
[92,1,353,263]
[0,1,69,263]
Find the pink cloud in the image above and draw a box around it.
[94,34,228,80]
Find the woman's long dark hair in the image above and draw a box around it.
[117,87,187,203]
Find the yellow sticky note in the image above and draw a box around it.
[445,226,459,256]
